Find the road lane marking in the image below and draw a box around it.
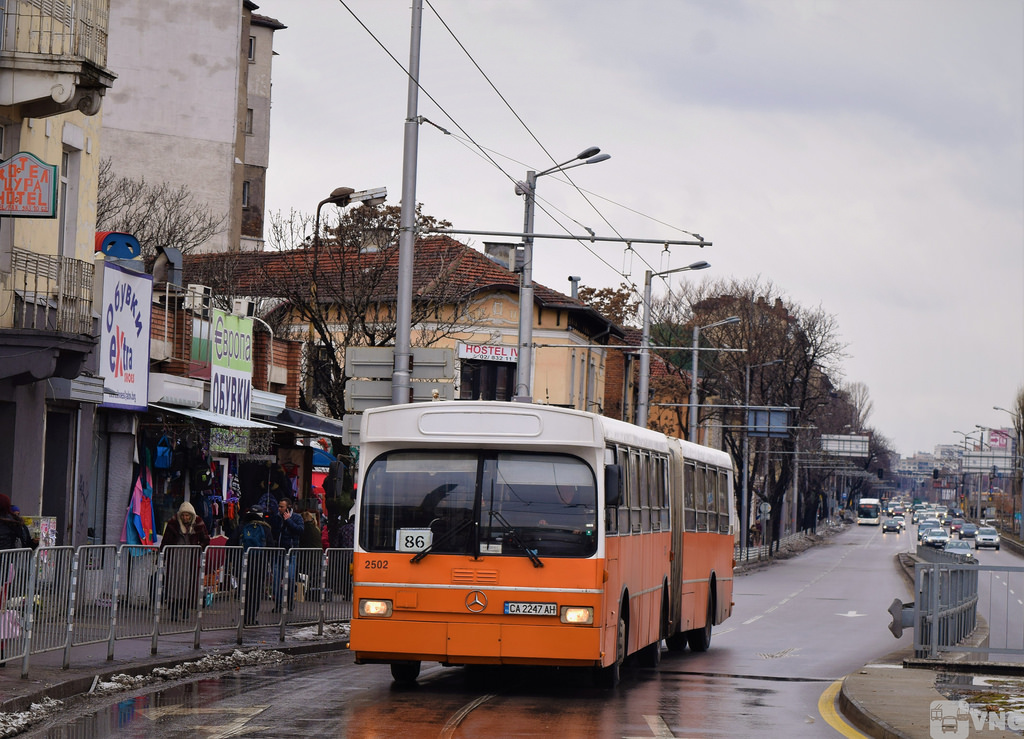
[818,680,869,738]
[623,714,679,738]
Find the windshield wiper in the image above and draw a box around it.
[488,510,543,568]
[411,518,474,564]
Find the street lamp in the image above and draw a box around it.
[514,147,611,402]
[312,186,388,268]
[637,260,710,427]
[689,315,740,442]
[994,405,1024,537]
[741,359,782,553]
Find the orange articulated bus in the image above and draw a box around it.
[349,401,735,687]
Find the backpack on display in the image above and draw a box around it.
[240,521,266,550]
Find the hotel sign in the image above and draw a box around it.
[457,342,518,363]
[0,152,58,217]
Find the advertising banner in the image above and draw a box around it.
[100,262,152,411]
[208,309,254,422]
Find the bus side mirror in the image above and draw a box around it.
[605,464,623,507]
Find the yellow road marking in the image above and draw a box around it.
[818,679,868,738]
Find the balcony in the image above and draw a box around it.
[0,247,96,384]
[0,0,115,117]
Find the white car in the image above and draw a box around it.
[923,527,950,548]
[943,540,973,558]
[975,527,1001,550]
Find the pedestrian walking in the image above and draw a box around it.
[158,501,210,621]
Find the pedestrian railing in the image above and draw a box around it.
[0,544,354,677]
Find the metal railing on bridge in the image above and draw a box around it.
[0,545,353,677]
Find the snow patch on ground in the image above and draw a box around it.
[0,622,349,738]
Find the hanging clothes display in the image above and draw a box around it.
[121,452,157,546]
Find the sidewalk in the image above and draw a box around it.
[0,623,350,736]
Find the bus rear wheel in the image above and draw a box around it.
[390,660,421,683]
[687,595,713,653]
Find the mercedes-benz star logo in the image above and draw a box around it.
[465,590,487,613]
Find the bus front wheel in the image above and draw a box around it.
[390,661,421,683]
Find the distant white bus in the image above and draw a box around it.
[856,497,882,525]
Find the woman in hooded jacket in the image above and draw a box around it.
[159,501,210,620]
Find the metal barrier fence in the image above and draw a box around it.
[914,559,979,659]
[0,544,354,677]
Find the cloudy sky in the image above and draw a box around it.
[256,0,1023,458]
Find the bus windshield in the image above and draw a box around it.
[359,450,598,559]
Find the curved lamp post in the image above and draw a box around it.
[636,260,710,427]
[689,316,740,442]
[514,147,610,402]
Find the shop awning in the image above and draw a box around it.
[256,408,346,438]
[150,404,275,429]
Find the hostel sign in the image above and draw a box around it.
[208,309,254,422]
[0,152,58,217]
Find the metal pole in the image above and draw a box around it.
[392,0,422,405]
[689,324,699,442]
[741,364,751,552]
[515,170,537,402]
[637,270,653,427]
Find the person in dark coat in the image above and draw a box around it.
[0,495,36,551]
[159,501,210,620]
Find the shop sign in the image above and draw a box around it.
[457,342,518,363]
[208,309,254,422]
[100,262,152,411]
[0,152,58,217]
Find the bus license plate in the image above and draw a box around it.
[504,601,557,616]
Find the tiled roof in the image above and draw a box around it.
[183,236,622,339]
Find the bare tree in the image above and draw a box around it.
[648,276,851,545]
[96,158,226,262]
[186,203,491,420]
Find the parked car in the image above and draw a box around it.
[923,527,950,548]
[943,540,974,558]
[959,523,978,539]
[882,517,902,533]
[975,527,1001,550]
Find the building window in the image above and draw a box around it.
[248,35,255,61]
[245,108,253,134]
[241,180,250,208]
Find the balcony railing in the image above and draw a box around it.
[10,247,94,335]
[1,0,109,67]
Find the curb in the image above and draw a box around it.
[0,638,350,716]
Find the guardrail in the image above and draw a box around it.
[0,545,353,677]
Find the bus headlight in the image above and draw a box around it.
[560,606,593,624]
[359,599,393,617]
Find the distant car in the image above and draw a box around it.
[882,518,902,533]
[959,523,978,539]
[975,527,1001,550]
[943,540,973,558]
[949,518,965,535]
[918,519,941,540]
[923,528,950,548]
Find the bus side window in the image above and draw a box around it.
[695,465,708,532]
[706,466,718,533]
[629,449,642,534]
[684,461,696,532]
[718,469,731,533]
[616,447,630,535]
[640,451,651,533]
